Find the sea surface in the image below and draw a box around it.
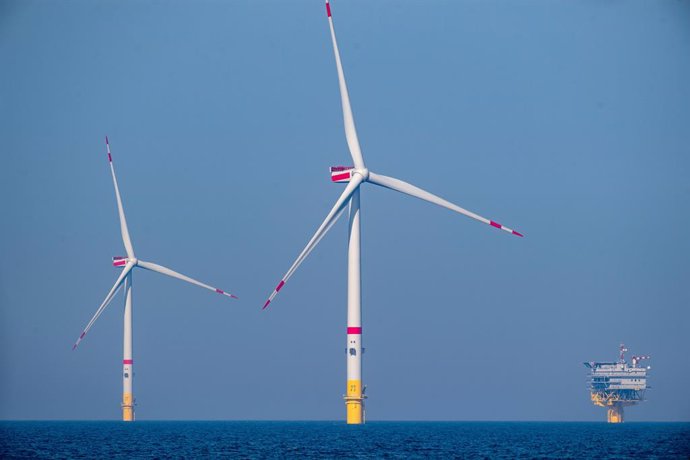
[1,421,688,459]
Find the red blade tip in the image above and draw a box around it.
[262,299,271,310]
[512,230,524,237]
[216,288,238,299]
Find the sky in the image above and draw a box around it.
[1,0,689,422]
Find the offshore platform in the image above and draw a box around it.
[584,344,650,423]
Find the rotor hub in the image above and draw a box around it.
[352,168,369,181]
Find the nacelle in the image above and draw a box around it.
[330,166,354,183]
[113,256,128,267]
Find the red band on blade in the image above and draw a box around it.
[326,2,331,17]
[276,280,285,292]
[490,221,502,229]
[108,153,112,162]
[331,172,350,182]
[263,299,271,309]
[113,260,126,266]
[347,327,362,334]
[123,359,133,365]
[80,332,86,339]
[216,288,224,294]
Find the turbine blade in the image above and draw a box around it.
[263,174,364,309]
[106,136,135,258]
[325,0,366,170]
[72,262,134,350]
[137,260,238,300]
[367,171,523,237]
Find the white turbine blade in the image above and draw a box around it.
[368,171,524,237]
[137,260,238,300]
[325,0,366,170]
[105,136,135,258]
[263,174,364,309]
[73,262,134,350]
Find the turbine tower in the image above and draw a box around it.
[73,137,238,422]
[263,0,523,425]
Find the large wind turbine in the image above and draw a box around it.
[263,0,523,425]
[73,137,237,422]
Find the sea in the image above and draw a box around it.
[1,421,689,459]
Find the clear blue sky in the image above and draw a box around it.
[1,0,688,421]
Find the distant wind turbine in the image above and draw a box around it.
[73,137,237,422]
[263,0,523,425]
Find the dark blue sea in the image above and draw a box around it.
[1,421,688,459]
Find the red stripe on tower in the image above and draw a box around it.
[123,359,133,365]
[347,327,362,335]
[326,2,331,17]
[332,172,350,182]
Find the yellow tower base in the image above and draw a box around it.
[344,380,366,425]
[122,392,134,422]
[607,405,623,423]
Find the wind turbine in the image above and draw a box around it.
[263,0,523,425]
[73,137,238,422]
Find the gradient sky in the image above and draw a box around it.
[1,0,688,421]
